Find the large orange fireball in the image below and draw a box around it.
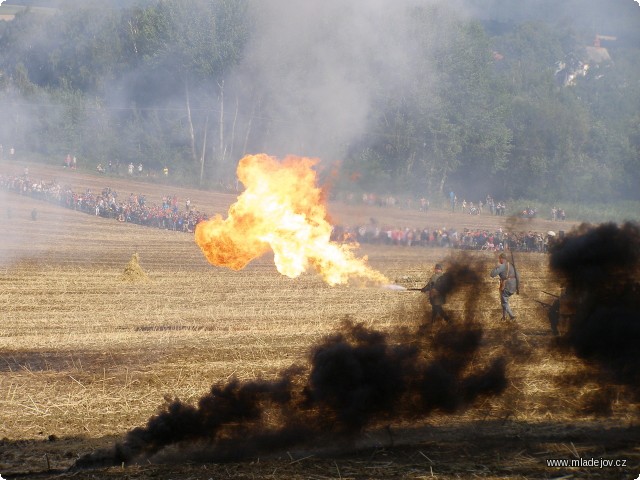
[195,154,388,286]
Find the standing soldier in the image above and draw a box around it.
[490,252,520,321]
[421,263,450,323]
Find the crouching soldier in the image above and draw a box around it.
[421,263,450,323]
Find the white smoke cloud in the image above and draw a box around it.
[233,0,467,162]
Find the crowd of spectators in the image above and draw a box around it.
[330,221,554,253]
[0,173,208,232]
[340,191,567,223]
[1,171,558,252]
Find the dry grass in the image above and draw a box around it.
[0,162,637,479]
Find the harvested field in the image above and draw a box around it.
[0,161,638,479]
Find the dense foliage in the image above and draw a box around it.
[0,0,638,203]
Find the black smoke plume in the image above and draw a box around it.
[549,222,640,410]
[74,257,506,468]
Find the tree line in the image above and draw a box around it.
[0,0,638,204]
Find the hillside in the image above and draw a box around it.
[1,1,638,205]
[0,159,577,237]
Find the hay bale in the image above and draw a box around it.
[121,253,149,282]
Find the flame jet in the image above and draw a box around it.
[195,154,388,286]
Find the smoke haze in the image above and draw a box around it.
[1,0,639,202]
[549,222,640,410]
[231,0,464,162]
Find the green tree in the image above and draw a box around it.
[125,0,249,182]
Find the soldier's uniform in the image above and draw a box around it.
[421,264,450,323]
[490,252,520,321]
